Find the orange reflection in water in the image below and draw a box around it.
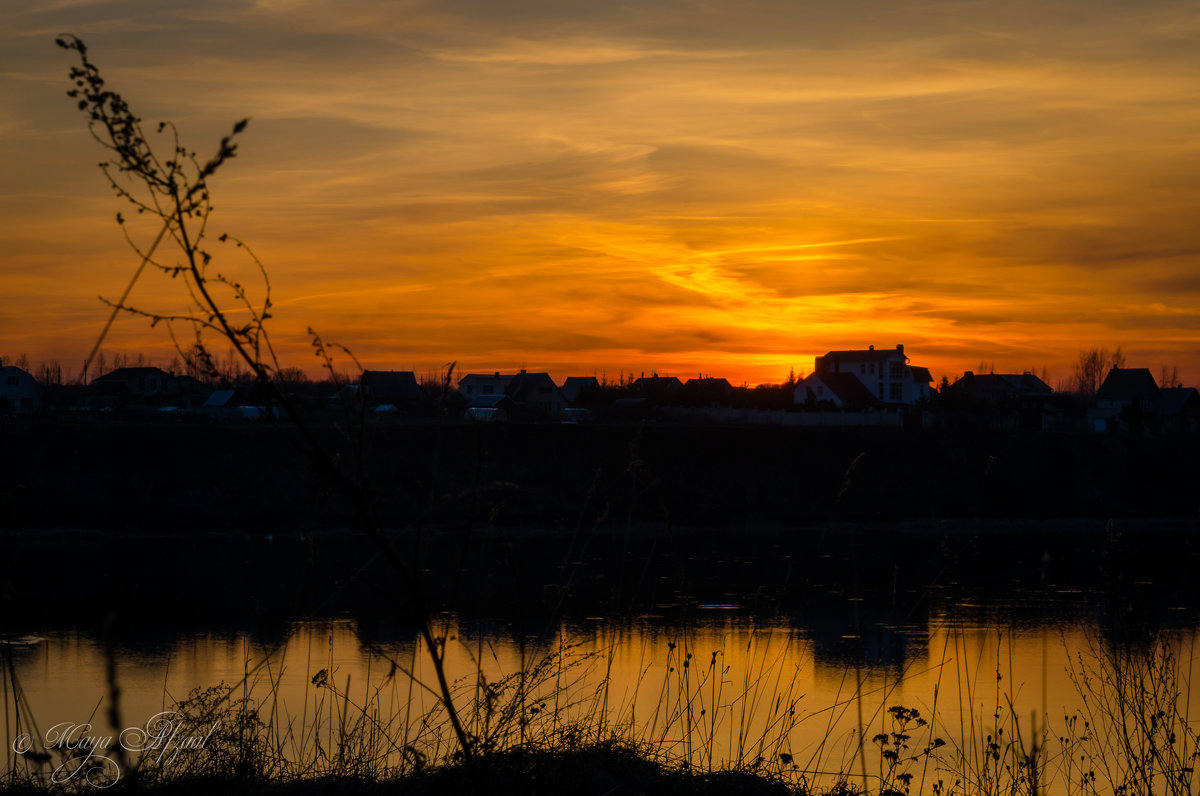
[5,618,1200,792]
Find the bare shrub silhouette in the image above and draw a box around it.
[54,33,474,764]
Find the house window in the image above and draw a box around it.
[817,386,823,396]
[869,364,875,374]
[466,385,473,394]
[860,364,865,374]
[889,364,902,379]
[20,398,32,409]
[6,376,17,386]
[889,383,903,401]
[538,386,551,394]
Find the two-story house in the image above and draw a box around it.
[795,344,932,407]
[458,370,565,417]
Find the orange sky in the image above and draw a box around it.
[2,0,1199,386]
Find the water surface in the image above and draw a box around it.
[4,522,1198,790]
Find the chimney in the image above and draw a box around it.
[520,369,526,374]
[869,345,874,350]
[494,371,499,378]
[896,344,904,354]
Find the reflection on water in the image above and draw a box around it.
[4,522,1200,791]
[7,614,1200,788]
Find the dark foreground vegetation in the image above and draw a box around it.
[0,743,817,795]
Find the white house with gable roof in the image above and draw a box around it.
[796,344,932,406]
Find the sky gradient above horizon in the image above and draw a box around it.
[3,0,1199,386]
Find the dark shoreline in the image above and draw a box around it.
[5,516,1198,650]
[4,420,1200,534]
[5,514,1198,540]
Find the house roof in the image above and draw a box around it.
[1096,367,1160,402]
[821,350,897,362]
[0,365,37,382]
[682,377,732,391]
[560,376,600,403]
[459,372,515,383]
[805,372,881,407]
[507,371,559,402]
[909,366,934,385]
[1004,373,1051,393]
[819,345,908,363]
[203,389,238,408]
[1159,387,1200,415]
[360,370,422,403]
[93,366,172,383]
[631,375,682,392]
[468,393,516,409]
[953,372,1052,396]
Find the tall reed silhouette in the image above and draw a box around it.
[55,33,474,764]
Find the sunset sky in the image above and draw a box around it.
[2,0,1198,386]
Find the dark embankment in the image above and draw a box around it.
[0,743,817,795]
[3,420,1199,533]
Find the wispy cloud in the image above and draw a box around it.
[2,0,1198,383]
